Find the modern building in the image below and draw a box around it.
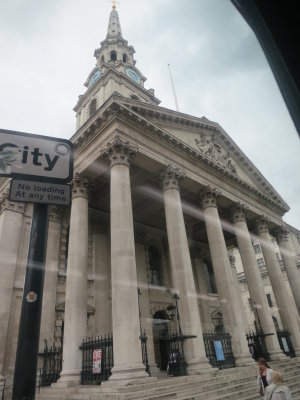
[0,4,300,397]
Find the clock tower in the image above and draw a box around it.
[74,4,160,131]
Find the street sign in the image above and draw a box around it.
[9,179,71,206]
[0,128,73,183]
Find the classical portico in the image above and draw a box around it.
[41,4,300,380]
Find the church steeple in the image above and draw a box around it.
[74,5,160,131]
[106,5,123,39]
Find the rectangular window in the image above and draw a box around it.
[266,293,273,307]
[253,244,261,254]
[248,298,253,311]
[257,258,264,268]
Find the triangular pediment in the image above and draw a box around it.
[71,95,289,215]
[114,98,289,212]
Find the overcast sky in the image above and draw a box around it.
[1,0,299,229]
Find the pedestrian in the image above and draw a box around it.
[257,357,273,396]
[264,371,292,400]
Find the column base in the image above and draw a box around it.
[268,349,288,361]
[102,363,155,386]
[186,357,215,374]
[293,347,300,357]
[54,370,81,388]
[234,353,256,367]
[148,364,162,377]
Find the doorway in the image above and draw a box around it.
[152,310,170,370]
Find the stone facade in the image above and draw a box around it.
[1,5,300,390]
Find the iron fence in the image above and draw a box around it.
[140,330,150,375]
[80,334,113,385]
[277,330,295,358]
[40,341,62,386]
[166,331,188,376]
[203,329,235,369]
[246,330,270,361]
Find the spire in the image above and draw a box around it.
[107,3,122,39]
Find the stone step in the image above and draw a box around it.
[35,360,300,400]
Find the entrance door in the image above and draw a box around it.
[152,310,169,370]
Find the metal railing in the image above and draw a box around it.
[1,375,13,400]
[165,331,188,376]
[246,330,270,361]
[203,328,235,369]
[80,334,113,385]
[140,330,150,375]
[40,340,62,387]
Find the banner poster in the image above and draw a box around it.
[281,337,289,353]
[92,349,102,374]
[214,340,225,361]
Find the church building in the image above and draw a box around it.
[1,4,300,398]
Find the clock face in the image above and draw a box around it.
[89,70,101,87]
[125,68,140,84]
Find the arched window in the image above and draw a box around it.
[89,99,97,117]
[272,316,280,332]
[110,50,117,61]
[101,55,105,63]
[211,310,224,332]
[148,246,162,286]
[123,53,127,62]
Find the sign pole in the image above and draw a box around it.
[12,203,50,400]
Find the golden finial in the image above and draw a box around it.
[108,0,120,10]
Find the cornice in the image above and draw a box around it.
[70,99,289,216]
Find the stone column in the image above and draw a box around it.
[39,207,62,352]
[232,206,283,359]
[94,227,111,335]
[201,188,253,366]
[276,227,300,314]
[257,219,300,355]
[57,174,89,386]
[0,191,24,380]
[190,251,211,329]
[161,165,211,374]
[100,137,150,384]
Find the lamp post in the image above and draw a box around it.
[137,287,142,335]
[173,293,183,337]
[137,288,150,374]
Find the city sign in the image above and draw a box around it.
[9,179,71,206]
[0,128,73,183]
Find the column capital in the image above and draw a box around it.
[100,136,137,168]
[72,173,89,200]
[200,186,220,209]
[275,226,290,244]
[160,164,185,192]
[256,217,270,234]
[231,203,247,223]
[49,206,66,223]
[0,188,25,214]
